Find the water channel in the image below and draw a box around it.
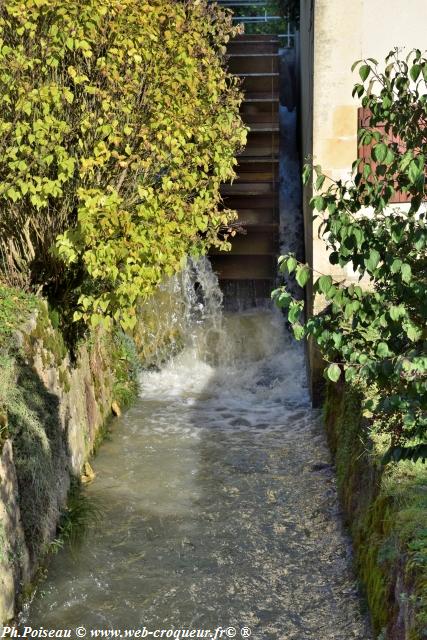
[23,262,372,640]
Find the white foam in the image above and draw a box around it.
[138,260,309,435]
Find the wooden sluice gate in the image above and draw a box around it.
[210,34,281,309]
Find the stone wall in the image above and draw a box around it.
[0,305,117,623]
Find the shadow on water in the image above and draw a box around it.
[22,309,372,640]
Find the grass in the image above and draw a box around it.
[2,356,67,562]
[52,480,103,554]
[0,284,37,351]
[111,330,140,409]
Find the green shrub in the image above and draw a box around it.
[0,0,246,329]
[273,50,427,464]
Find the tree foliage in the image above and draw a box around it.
[275,0,299,23]
[0,0,246,330]
[273,49,427,464]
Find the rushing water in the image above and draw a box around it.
[23,261,371,639]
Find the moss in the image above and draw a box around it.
[91,418,114,456]
[324,383,427,639]
[27,304,67,367]
[110,330,140,410]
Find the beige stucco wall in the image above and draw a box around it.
[300,0,427,400]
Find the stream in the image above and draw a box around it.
[22,262,371,640]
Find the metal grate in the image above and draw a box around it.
[208,0,295,48]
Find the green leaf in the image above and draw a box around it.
[352,227,364,247]
[326,363,341,382]
[286,256,298,274]
[345,367,357,382]
[292,323,305,340]
[277,255,287,272]
[373,143,388,163]
[390,258,402,274]
[404,322,422,342]
[364,249,380,272]
[317,275,333,296]
[302,164,311,185]
[6,187,20,202]
[401,263,412,283]
[295,264,310,288]
[277,291,292,308]
[312,196,325,211]
[315,174,326,191]
[389,305,405,321]
[410,64,421,81]
[288,301,302,323]
[408,159,423,184]
[359,64,371,81]
[376,342,390,358]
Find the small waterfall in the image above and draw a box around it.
[178,257,226,365]
[137,255,309,407]
[133,257,224,368]
[180,257,224,326]
[156,256,297,371]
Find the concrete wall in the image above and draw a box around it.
[300,0,427,400]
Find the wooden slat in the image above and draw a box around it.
[228,54,279,74]
[221,182,278,196]
[234,34,280,42]
[221,194,279,211]
[210,230,277,256]
[227,42,279,54]
[210,255,276,280]
[236,74,280,93]
[242,111,280,124]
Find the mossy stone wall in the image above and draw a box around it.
[0,305,118,623]
[324,383,427,640]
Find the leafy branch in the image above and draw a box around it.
[273,49,427,464]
